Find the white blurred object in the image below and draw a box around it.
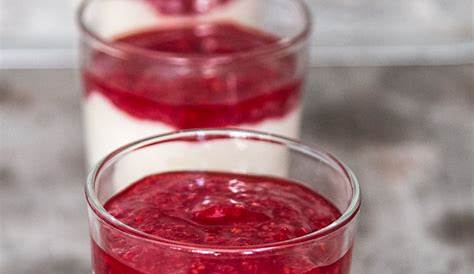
[88,0,257,38]
[308,0,473,65]
[0,0,472,68]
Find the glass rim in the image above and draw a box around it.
[77,0,312,66]
[86,128,361,254]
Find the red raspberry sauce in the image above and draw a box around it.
[83,23,302,129]
[92,172,353,274]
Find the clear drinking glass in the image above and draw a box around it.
[78,0,311,167]
[86,129,361,274]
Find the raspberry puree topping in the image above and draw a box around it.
[106,172,341,246]
[92,172,352,274]
[83,23,302,129]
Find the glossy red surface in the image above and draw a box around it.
[92,171,352,274]
[83,23,302,128]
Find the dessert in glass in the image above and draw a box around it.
[78,0,311,167]
[86,129,361,274]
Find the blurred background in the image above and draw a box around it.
[0,0,473,274]
[1,0,473,68]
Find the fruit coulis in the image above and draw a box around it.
[92,172,353,274]
[83,22,302,128]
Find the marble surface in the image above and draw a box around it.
[0,66,473,273]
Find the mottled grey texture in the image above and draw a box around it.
[1,66,473,273]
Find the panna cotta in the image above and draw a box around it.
[82,22,304,167]
[92,171,352,274]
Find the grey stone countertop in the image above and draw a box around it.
[1,66,473,274]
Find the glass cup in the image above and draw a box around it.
[77,0,311,167]
[85,129,361,274]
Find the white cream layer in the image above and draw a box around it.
[83,92,301,179]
